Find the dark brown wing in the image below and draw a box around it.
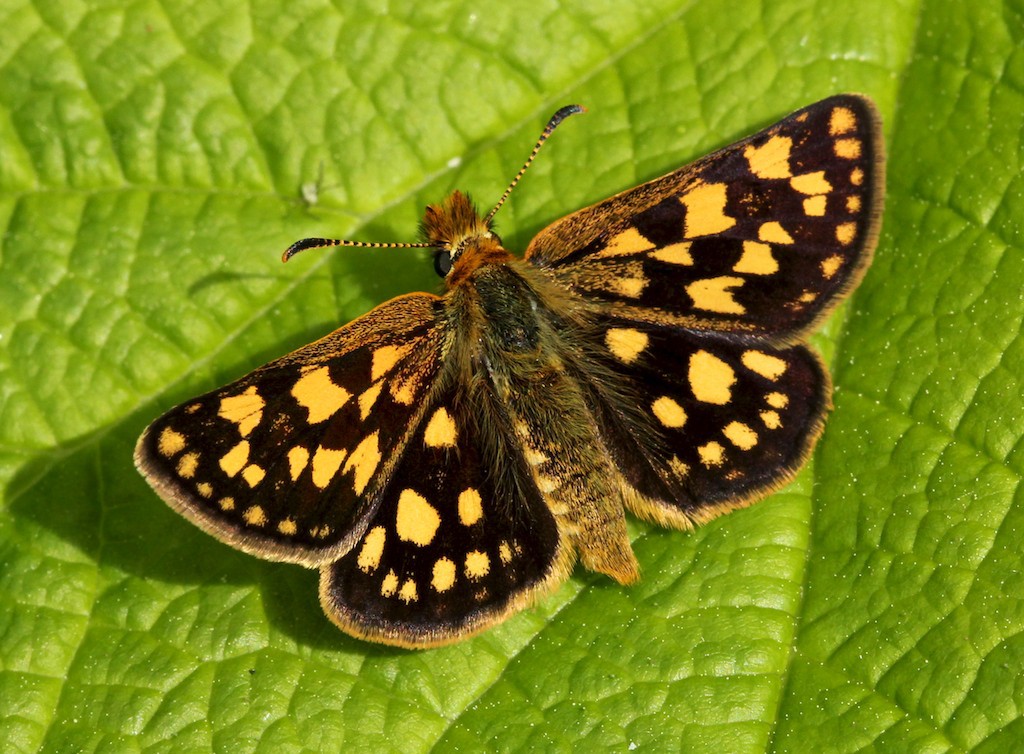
[570,319,829,528]
[319,378,569,648]
[526,95,883,526]
[135,294,447,566]
[526,95,883,343]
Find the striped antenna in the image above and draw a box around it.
[282,236,433,263]
[484,104,586,225]
[283,105,585,262]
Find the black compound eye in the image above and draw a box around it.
[433,249,453,277]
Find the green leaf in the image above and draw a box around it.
[1,0,1020,751]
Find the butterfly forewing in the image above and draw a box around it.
[135,293,447,565]
[527,95,882,340]
[320,386,566,647]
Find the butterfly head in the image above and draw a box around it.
[422,190,507,282]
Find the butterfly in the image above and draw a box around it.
[136,95,884,648]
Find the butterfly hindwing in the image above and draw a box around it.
[319,381,567,647]
[577,318,829,528]
[526,94,882,339]
[135,293,447,566]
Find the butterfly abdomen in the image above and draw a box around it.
[503,358,641,585]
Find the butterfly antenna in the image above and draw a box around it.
[285,105,584,261]
[282,237,434,263]
[484,104,586,226]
